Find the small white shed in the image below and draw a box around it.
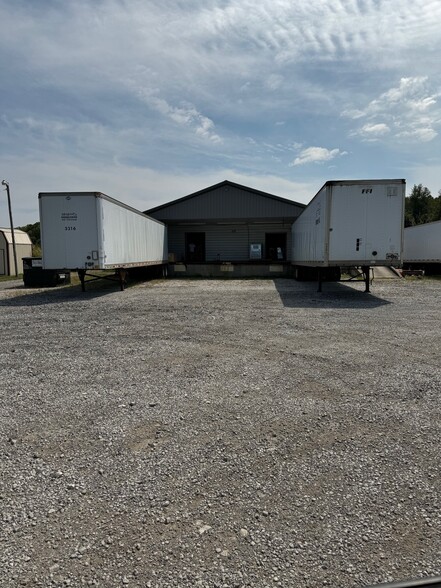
[0,228,33,275]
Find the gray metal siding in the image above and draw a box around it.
[150,185,303,222]
[168,227,186,262]
[249,224,293,261]
[207,225,249,261]
[168,223,292,262]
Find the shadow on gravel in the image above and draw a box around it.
[0,283,118,306]
[274,279,392,309]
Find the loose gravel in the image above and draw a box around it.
[0,277,440,588]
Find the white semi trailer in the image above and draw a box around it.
[403,220,441,274]
[39,192,167,290]
[291,179,405,291]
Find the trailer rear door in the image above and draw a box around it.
[328,183,402,264]
[40,194,100,269]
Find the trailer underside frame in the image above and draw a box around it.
[315,266,372,293]
[77,268,128,292]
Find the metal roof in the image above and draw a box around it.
[145,180,306,216]
[0,228,33,245]
[145,181,306,226]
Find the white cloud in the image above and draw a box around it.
[381,77,429,103]
[347,77,435,119]
[341,109,366,120]
[2,1,441,115]
[3,116,67,134]
[344,77,440,144]
[291,147,346,166]
[128,82,222,144]
[1,114,144,162]
[362,123,390,135]
[1,1,441,215]
[265,74,284,91]
[396,128,438,142]
[409,97,438,112]
[352,123,391,141]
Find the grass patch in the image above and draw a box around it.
[403,274,441,282]
[0,274,23,282]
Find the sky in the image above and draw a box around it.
[1,0,441,226]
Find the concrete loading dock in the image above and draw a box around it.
[146,180,305,278]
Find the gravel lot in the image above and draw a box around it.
[1,276,440,588]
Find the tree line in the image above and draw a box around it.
[18,221,40,245]
[405,184,441,227]
[16,221,41,256]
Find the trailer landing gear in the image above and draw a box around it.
[77,268,128,292]
[317,267,322,293]
[315,267,341,292]
[361,265,371,293]
[314,266,372,292]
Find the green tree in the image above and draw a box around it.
[404,184,433,226]
[429,191,441,221]
[18,222,40,245]
[18,222,41,256]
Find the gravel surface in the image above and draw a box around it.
[1,277,440,588]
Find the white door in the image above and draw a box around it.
[328,183,403,263]
[328,186,368,262]
[41,195,99,269]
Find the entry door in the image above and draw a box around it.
[265,233,287,261]
[185,232,206,262]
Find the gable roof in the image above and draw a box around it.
[145,180,306,220]
[0,228,33,245]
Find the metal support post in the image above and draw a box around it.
[78,269,86,292]
[362,265,370,293]
[317,267,322,292]
[118,268,127,291]
[1,180,18,276]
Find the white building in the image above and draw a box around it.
[0,228,33,276]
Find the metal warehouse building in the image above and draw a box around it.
[0,228,33,276]
[146,180,305,277]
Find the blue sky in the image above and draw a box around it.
[1,0,441,225]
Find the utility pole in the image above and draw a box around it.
[1,180,19,276]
